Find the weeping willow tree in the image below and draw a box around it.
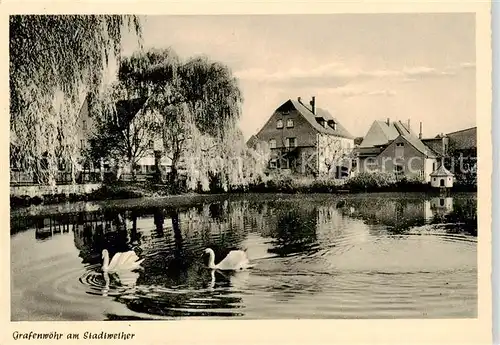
[115,49,244,190]
[10,15,142,185]
[86,82,162,181]
[184,124,271,192]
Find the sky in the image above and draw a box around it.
[117,13,476,140]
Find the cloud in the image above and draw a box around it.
[234,61,474,88]
[328,87,397,98]
[458,62,476,69]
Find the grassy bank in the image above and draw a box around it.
[10,172,476,209]
[10,183,149,209]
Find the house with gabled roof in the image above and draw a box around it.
[446,127,476,155]
[354,118,438,182]
[248,96,355,177]
[110,97,168,177]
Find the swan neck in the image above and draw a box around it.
[102,251,109,271]
[208,251,216,269]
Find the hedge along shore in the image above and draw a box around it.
[10,173,476,212]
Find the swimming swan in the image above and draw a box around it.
[102,249,144,273]
[204,248,254,271]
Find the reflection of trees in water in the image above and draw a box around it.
[153,209,165,237]
[267,208,318,257]
[431,197,477,236]
[334,195,477,236]
[10,214,73,239]
[132,201,250,290]
[338,197,428,233]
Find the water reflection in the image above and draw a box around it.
[11,193,477,320]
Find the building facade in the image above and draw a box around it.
[354,119,438,182]
[249,97,354,177]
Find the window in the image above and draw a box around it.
[286,137,297,148]
[280,158,290,169]
[269,139,276,149]
[394,164,404,176]
[148,140,154,150]
[328,120,336,130]
[269,159,277,169]
[395,142,404,158]
[276,120,284,129]
[82,120,87,131]
[286,119,294,128]
[282,111,290,115]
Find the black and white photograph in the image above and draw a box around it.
[7,8,491,334]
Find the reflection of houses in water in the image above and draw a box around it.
[423,200,433,221]
[317,205,344,228]
[34,216,72,240]
[26,210,140,266]
[430,197,454,216]
[339,198,431,232]
[334,196,462,232]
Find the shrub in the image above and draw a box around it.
[345,172,396,191]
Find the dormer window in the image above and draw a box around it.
[276,120,284,129]
[327,119,336,130]
[316,117,326,127]
[269,139,276,149]
[286,119,294,128]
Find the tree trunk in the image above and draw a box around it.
[153,209,165,236]
[153,150,162,184]
[169,151,180,193]
[171,211,183,261]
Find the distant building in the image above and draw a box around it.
[446,127,477,155]
[112,97,170,176]
[76,94,96,159]
[355,119,438,182]
[248,97,355,177]
[430,164,454,188]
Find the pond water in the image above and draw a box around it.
[11,192,477,320]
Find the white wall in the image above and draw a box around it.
[317,134,355,175]
[423,158,437,183]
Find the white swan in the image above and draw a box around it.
[102,249,144,273]
[204,248,253,271]
[102,270,140,296]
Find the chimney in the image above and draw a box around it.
[310,96,316,114]
[297,96,302,104]
[386,118,390,126]
[407,119,411,131]
[419,122,423,139]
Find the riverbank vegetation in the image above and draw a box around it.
[10,15,142,185]
[9,16,476,210]
[11,171,476,209]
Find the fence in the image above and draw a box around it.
[10,170,101,186]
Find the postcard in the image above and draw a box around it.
[1,1,493,344]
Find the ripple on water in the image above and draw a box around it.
[11,194,478,320]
